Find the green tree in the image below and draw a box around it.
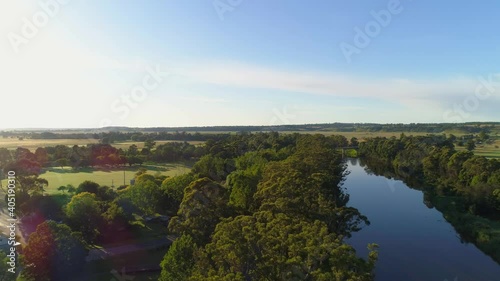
[0,148,12,168]
[22,221,87,281]
[55,158,68,169]
[350,137,359,147]
[168,178,229,244]
[162,173,195,203]
[126,180,162,215]
[478,131,489,142]
[192,155,233,182]
[192,212,377,281]
[65,192,102,242]
[127,144,139,156]
[466,139,476,151]
[76,180,100,194]
[227,151,269,212]
[159,235,197,281]
[144,139,156,150]
[35,147,49,167]
[66,184,76,194]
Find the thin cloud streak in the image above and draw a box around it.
[177,61,500,107]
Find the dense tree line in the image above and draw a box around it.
[358,134,500,218]
[0,141,204,172]
[162,133,377,280]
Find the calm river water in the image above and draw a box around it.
[345,158,500,281]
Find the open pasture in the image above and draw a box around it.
[0,138,204,151]
[0,163,192,194]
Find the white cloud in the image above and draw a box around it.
[177,61,500,108]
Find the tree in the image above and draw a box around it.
[135,173,156,185]
[191,212,377,281]
[159,235,197,281]
[22,221,87,281]
[168,178,229,244]
[466,139,476,151]
[127,144,139,156]
[126,156,144,166]
[65,192,102,242]
[192,155,234,181]
[478,131,489,142]
[161,173,195,211]
[57,185,67,193]
[76,180,100,194]
[144,139,156,150]
[96,185,118,202]
[35,147,49,167]
[126,180,163,215]
[55,158,68,169]
[350,137,359,147]
[0,147,12,169]
[135,167,148,177]
[66,184,76,194]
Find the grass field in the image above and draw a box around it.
[455,138,500,158]
[0,163,192,194]
[0,138,204,151]
[0,138,99,150]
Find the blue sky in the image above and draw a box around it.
[1,0,499,128]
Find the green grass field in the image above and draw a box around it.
[455,138,500,158]
[0,138,99,150]
[0,138,204,151]
[0,163,192,194]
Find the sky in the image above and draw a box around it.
[1,0,499,129]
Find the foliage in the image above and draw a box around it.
[124,179,163,215]
[168,178,230,245]
[22,221,87,281]
[159,235,198,281]
[162,133,377,280]
[64,192,102,242]
[76,180,100,194]
[191,212,377,281]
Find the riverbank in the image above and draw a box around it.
[431,195,500,264]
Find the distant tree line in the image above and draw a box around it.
[0,141,205,172]
[2,122,498,141]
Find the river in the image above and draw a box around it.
[345,158,500,281]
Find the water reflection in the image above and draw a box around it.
[345,158,500,281]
